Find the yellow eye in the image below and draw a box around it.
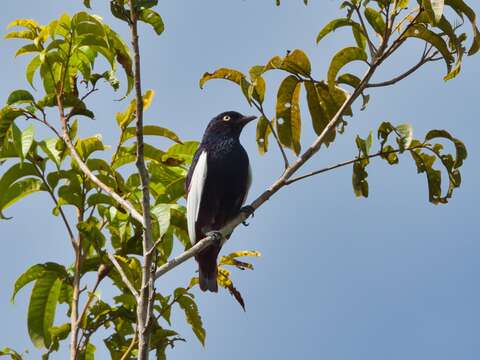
[222,115,231,122]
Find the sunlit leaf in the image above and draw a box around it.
[255,115,272,155]
[327,47,367,89]
[27,274,63,349]
[139,8,165,35]
[276,75,302,155]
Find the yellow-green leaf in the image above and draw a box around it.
[327,47,367,90]
[275,75,302,155]
[364,7,386,36]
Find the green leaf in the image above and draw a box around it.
[352,161,369,198]
[0,347,23,360]
[175,289,205,345]
[304,81,332,143]
[0,163,38,207]
[7,90,35,106]
[276,75,302,155]
[199,68,246,89]
[395,123,413,151]
[364,7,386,36]
[11,263,68,303]
[12,124,35,163]
[25,55,42,89]
[255,115,272,155]
[0,178,45,218]
[151,204,172,239]
[327,47,367,89]
[39,138,62,168]
[282,49,311,76]
[403,24,454,76]
[0,107,24,149]
[83,0,92,8]
[139,9,165,35]
[75,135,106,160]
[444,0,480,55]
[410,149,443,204]
[316,18,366,49]
[28,274,63,349]
[123,125,182,144]
[425,129,467,168]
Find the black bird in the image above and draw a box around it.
[185,111,256,292]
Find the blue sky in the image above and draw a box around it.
[1,1,479,359]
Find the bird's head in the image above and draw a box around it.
[204,111,257,140]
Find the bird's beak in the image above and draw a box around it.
[240,115,257,125]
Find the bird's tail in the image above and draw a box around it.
[198,266,218,292]
[196,246,219,292]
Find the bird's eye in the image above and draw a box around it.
[222,115,231,122]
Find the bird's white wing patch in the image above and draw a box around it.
[187,150,208,244]
[241,163,252,206]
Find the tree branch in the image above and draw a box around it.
[128,2,156,359]
[366,52,434,88]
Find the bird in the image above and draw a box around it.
[185,111,256,292]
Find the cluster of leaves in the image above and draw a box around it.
[0,7,259,359]
[201,0,478,158]
[84,0,165,35]
[352,122,467,204]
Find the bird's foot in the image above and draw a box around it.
[206,231,224,246]
[240,206,255,226]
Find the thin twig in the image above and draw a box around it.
[120,331,138,360]
[29,158,76,248]
[284,145,424,185]
[107,252,140,298]
[366,52,433,88]
[355,5,377,58]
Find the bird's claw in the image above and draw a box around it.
[206,231,223,246]
[240,206,255,227]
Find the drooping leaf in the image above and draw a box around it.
[11,262,68,303]
[0,107,24,149]
[174,288,205,346]
[139,8,165,35]
[444,0,480,55]
[327,47,367,89]
[316,18,366,49]
[7,90,35,105]
[364,7,386,36]
[199,68,246,89]
[0,178,45,218]
[255,115,272,155]
[275,76,302,155]
[403,24,454,75]
[28,274,64,349]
